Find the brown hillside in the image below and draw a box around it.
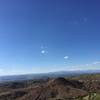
[19,78,88,100]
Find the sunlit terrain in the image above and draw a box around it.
[0,74,99,100]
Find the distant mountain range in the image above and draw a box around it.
[0,70,100,83]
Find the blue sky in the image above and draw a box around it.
[0,0,100,75]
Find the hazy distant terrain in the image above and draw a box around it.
[0,73,100,100]
[0,70,100,83]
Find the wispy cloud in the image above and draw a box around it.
[29,61,100,73]
[69,61,100,71]
[40,45,47,49]
[0,69,3,72]
[69,17,88,25]
[64,56,69,60]
[32,61,100,73]
[83,61,100,67]
[92,61,100,65]
[82,17,88,23]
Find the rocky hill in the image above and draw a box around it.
[0,74,100,100]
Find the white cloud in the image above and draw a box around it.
[41,50,45,54]
[64,56,69,60]
[40,45,48,55]
[41,50,48,55]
